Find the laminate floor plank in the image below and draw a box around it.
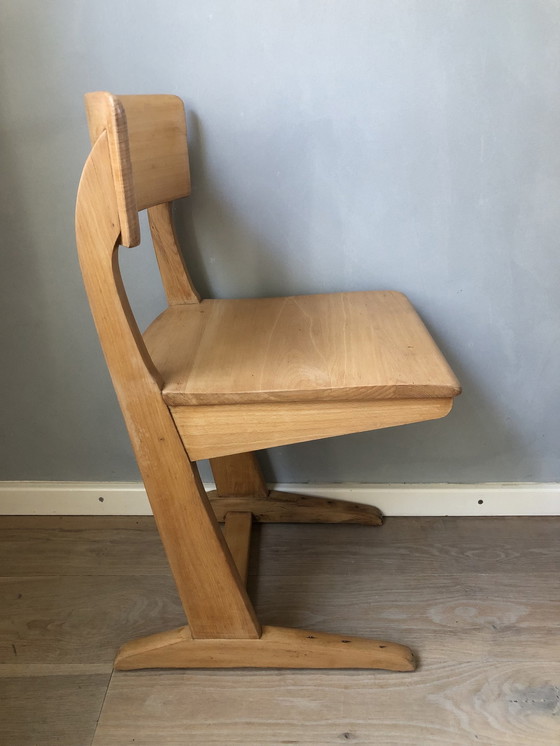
[92,663,560,745]
[0,516,168,576]
[252,516,560,577]
[0,516,558,745]
[1,516,557,577]
[251,572,560,663]
[1,571,558,664]
[0,672,111,746]
[0,574,183,664]
[0,516,157,531]
[0,663,111,676]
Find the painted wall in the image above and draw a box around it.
[1,0,559,483]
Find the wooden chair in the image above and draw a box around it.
[75,92,461,671]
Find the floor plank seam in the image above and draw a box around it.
[90,669,115,746]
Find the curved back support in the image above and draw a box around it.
[75,96,259,640]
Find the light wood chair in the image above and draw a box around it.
[75,92,461,671]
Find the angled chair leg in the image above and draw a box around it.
[211,452,269,498]
[209,452,383,526]
[223,511,252,584]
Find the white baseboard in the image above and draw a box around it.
[0,481,558,516]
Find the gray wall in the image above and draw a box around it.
[1,0,560,484]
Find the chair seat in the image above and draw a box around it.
[144,290,460,406]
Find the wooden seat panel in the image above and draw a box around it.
[144,290,461,406]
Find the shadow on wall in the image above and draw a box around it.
[172,111,524,485]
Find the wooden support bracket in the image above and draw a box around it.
[209,490,383,526]
[115,624,415,671]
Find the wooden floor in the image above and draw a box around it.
[1,515,559,745]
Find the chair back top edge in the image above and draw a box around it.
[84,92,191,247]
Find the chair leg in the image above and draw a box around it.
[210,452,269,498]
[115,452,414,672]
[223,511,252,584]
[209,452,383,526]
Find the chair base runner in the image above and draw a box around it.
[209,490,383,526]
[114,624,415,671]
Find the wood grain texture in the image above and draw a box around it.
[147,202,200,305]
[0,516,168,576]
[84,92,190,247]
[76,122,260,640]
[0,536,560,665]
[252,517,560,577]
[209,490,383,525]
[1,566,557,666]
[0,664,112,676]
[250,572,560,663]
[1,517,560,744]
[84,91,139,246]
[118,95,190,212]
[210,452,269,498]
[114,624,414,672]
[92,663,560,745]
[143,292,461,405]
[79,92,462,665]
[0,673,110,746]
[0,574,182,664]
[223,512,253,584]
[2,516,558,577]
[172,398,454,460]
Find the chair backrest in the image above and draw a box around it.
[82,92,200,307]
[84,92,191,247]
[76,89,202,381]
